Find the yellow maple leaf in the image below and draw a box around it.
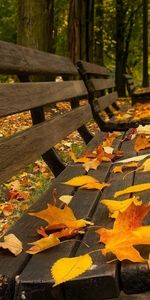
[114,183,150,198]
[26,234,60,254]
[30,204,93,231]
[63,175,98,187]
[0,234,22,256]
[59,195,73,205]
[101,197,142,218]
[51,254,93,286]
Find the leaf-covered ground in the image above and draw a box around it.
[0,103,98,237]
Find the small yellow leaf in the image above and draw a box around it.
[114,183,150,198]
[26,234,60,254]
[0,234,22,256]
[69,152,90,163]
[80,182,110,190]
[83,159,100,172]
[59,195,73,205]
[63,175,98,187]
[112,162,139,173]
[137,158,150,172]
[51,254,93,286]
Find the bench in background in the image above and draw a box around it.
[77,61,150,131]
[124,74,150,105]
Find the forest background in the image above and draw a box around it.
[0,0,149,96]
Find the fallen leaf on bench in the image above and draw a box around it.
[96,202,150,262]
[63,175,98,187]
[0,234,22,256]
[134,135,150,152]
[83,159,101,172]
[136,125,150,135]
[114,154,150,164]
[26,234,60,254]
[59,195,73,205]
[101,197,142,218]
[114,183,150,198]
[30,204,93,232]
[112,162,139,173]
[103,146,114,154]
[137,158,150,172]
[69,151,90,163]
[102,132,121,147]
[80,182,110,191]
[51,254,93,286]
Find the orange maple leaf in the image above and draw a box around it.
[96,202,150,262]
[134,134,150,152]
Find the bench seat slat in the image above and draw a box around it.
[0,105,92,183]
[0,80,88,117]
[91,78,115,91]
[77,60,109,77]
[0,41,78,75]
[96,91,118,111]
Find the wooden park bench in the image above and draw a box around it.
[0,41,150,300]
[77,61,150,131]
[124,74,150,105]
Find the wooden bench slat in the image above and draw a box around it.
[0,41,78,75]
[77,60,110,77]
[91,78,115,91]
[0,105,92,183]
[96,91,118,111]
[0,80,88,117]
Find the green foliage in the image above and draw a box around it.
[0,0,17,42]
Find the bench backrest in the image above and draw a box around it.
[0,41,94,184]
[77,60,119,129]
[123,74,136,96]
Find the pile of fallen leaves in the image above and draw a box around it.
[112,102,150,123]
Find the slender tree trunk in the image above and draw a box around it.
[68,0,94,62]
[142,0,149,87]
[68,0,81,62]
[85,0,94,62]
[115,0,126,97]
[94,0,103,65]
[17,0,54,52]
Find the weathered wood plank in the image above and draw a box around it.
[0,105,92,183]
[108,291,150,299]
[0,40,78,75]
[77,60,109,77]
[0,81,88,117]
[91,78,115,91]
[96,92,118,111]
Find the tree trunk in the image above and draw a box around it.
[94,0,103,65]
[17,0,54,52]
[68,0,81,63]
[115,0,126,97]
[68,0,94,63]
[142,0,149,87]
